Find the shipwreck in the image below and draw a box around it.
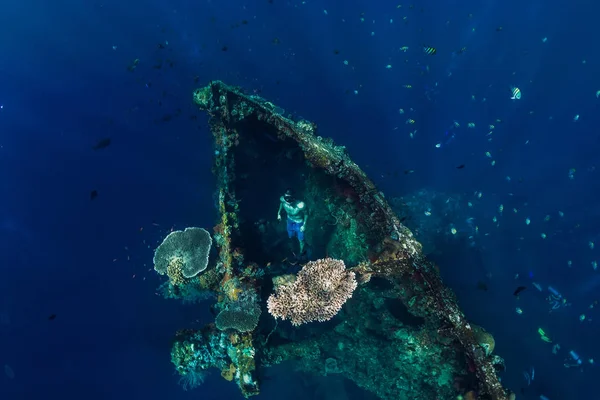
[152,81,514,400]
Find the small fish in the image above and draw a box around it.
[513,286,526,296]
[92,138,111,150]
[90,190,98,200]
[540,335,552,343]
[510,86,522,100]
[48,314,57,320]
[552,343,561,354]
[423,46,437,55]
[516,307,523,315]
[456,164,465,169]
[404,169,415,175]
[127,58,140,72]
[476,281,488,291]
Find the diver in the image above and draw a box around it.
[277,188,308,257]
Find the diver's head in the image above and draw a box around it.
[283,188,295,203]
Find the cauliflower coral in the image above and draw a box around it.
[267,258,357,326]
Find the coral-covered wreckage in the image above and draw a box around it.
[155,81,514,400]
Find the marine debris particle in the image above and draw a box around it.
[157,81,512,400]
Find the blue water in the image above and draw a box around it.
[0,0,598,399]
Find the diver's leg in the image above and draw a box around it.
[298,226,305,254]
[285,220,294,252]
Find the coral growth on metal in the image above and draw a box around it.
[187,81,510,400]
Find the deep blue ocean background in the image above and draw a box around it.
[0,0,598,399]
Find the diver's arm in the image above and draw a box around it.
[301,206,308,230]
[277,198,283,220]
